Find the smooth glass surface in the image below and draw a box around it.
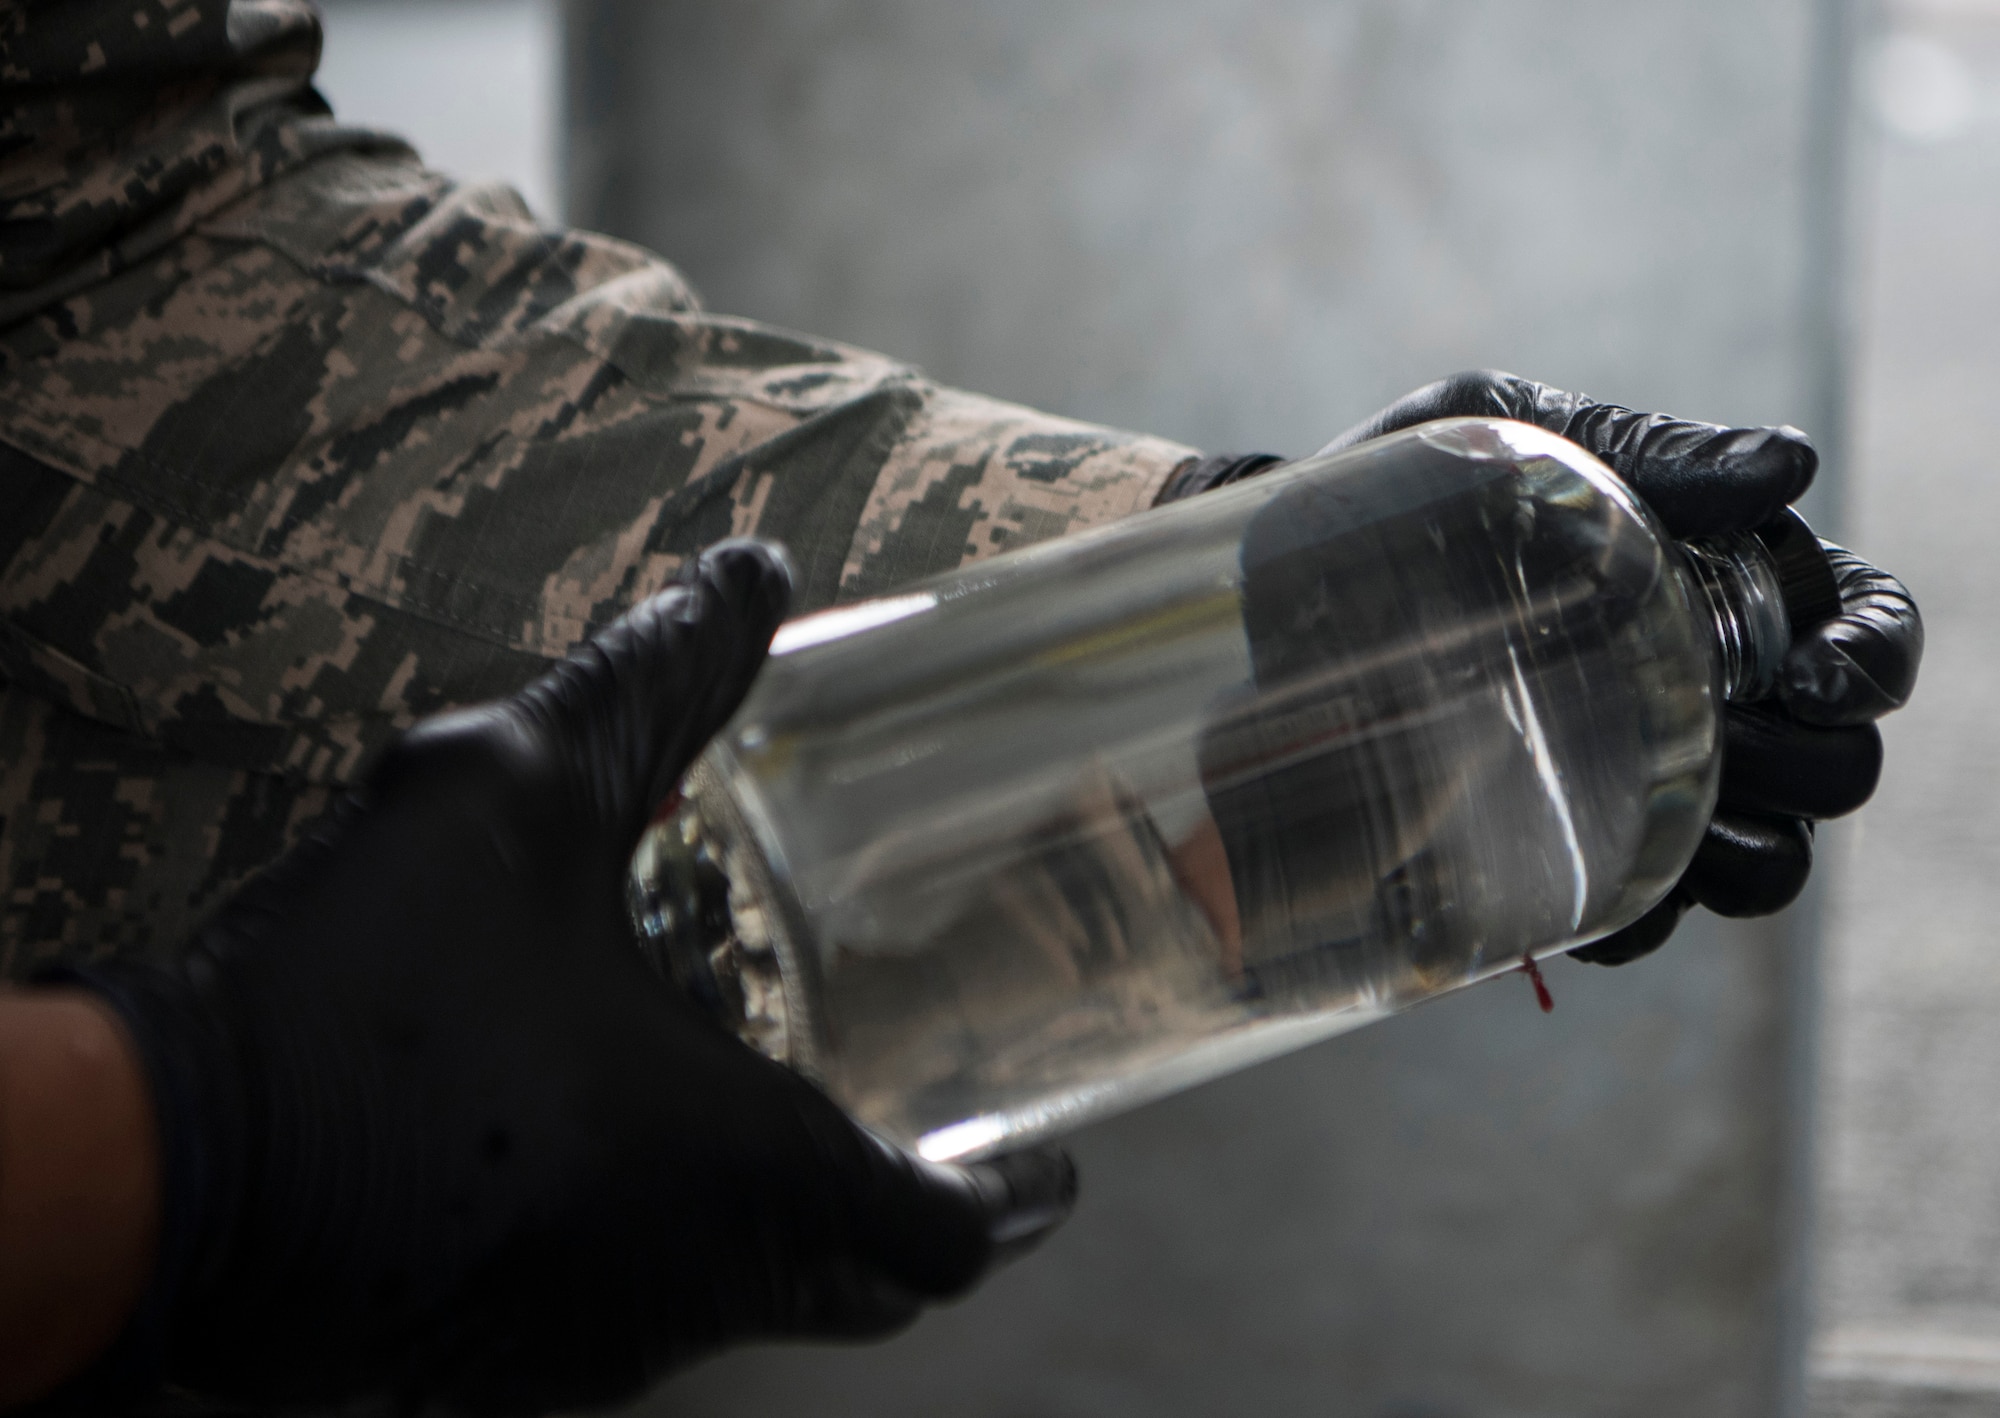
[633,417,1724,1159]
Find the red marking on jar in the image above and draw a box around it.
[1521,953,1554,1013]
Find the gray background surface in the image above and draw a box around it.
[566,0,1845,462]
[316,0,562,219]
[564,4,1842,1414]
[1809,3,2000,1414]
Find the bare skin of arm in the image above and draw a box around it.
[0,989,159,1411]
[1167,815,1243,980]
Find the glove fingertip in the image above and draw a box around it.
[1775,548,1923,727]
[631,540,795,803]
[850,1140,1078,1302]
[1683,811,1813,917]
[964,1146,1080,1260]
[695,537,795,640]
[1777,637,1910,727]
[1769,425,1819,500]
[1704,424,1817,528]
[1569,890,1692,966]
[1718,706,1882,819]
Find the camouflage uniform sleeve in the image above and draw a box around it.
[0,146,1198,964]
[0,147,1198,782]
[0,0,407,320]
[0,678,331,970]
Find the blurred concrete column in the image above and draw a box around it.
[1807,3,2000,1415]
[565,4,1853,1415]
[316,0,563,221]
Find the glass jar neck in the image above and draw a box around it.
[1677,532,1793,702]
[628,755,800,1070]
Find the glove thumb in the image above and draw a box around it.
[787,1130,1076,1341]
[509,539,794,849]
[851,1142,1080,1302]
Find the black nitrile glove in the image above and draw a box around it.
[52,541,1075,1417]
[1161,370,1923,966]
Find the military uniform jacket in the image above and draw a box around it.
[0,0,1199,969]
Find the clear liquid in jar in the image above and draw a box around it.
[632,420,1722,1160]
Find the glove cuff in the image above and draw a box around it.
[25,960,246,1413]
[1154,453,1286,505]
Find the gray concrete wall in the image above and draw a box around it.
[1807,3,2000,1414]
[564,4,1851,1413]
[315,0,563,221]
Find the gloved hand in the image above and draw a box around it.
[1161,370,1922,966]
[51,541,1075,1417]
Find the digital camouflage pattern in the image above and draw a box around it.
[0,0,1199,972]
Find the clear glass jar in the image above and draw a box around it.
[631,417,1806,1161]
